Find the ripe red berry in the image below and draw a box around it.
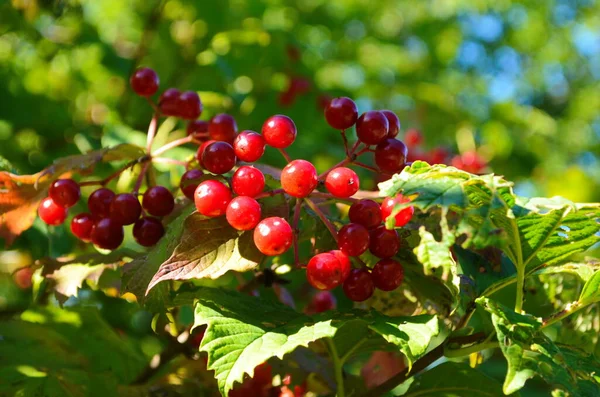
[91,218,124,250]
[380,194,414,227]
[187,120,209,138]
[110,193,142,225]
[404,128,423,147]
[88,188,115,219]
[202,141,236,174]
[130,67,159,97]
[194,180,232,217]
[348,199,382,229]
[381,110,400,138]
[133,217,165,247]
[209,114,238,144]
[324,97,358,130]
[38,197,68,226]
[356,111,389,145]
[142,186,175,217]
[231,166,265,197]
[343,268,375,302]
[372,259,404,291]
[262,115,297,148]
[325,167,360,198]
[369,225,399,258]
[375,138,408,173]
[196,139,216,164]
[70,213,94,241]
[233,130,266,162]
[159,88,181,117]
[306,253,343,290]
[180,169,205,200]
[280,159,318,198]
[307,291,337,313]
[178,91,202,120]
[337,223,370,257]
[49,178,80,208]
[451,151,486,174]
[226,196,262,231]
[253,217,293,256]
[329,249,351,281]
[429,147,450,164]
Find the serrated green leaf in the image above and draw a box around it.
[578,270,600,306]
[46,263,114,302]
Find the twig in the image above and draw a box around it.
[146,113,159,152]
[309,191,359,204]
[152,135,193,156]
[292,199,302,267]
[304,198,338,242]
[340,129,350,157]
[79,155,151,187]
[255,188,285,200]
[133,162,151,194]
[153,157,188,166]
[352,161,380,173]
[279,148,292,163]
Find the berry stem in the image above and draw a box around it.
[304,198,338,243]
[254,188,285,200]
[317,158,350,180]
[348,140,362,156]
[340,129,350,157]
[279,148,292,163]
[133,162,151,194]
[145,97,159,113]
[352,161,380,174]
[152,135,194,156]
[309,191,359,204]
[79,155,151,187]
[152,157,188,166]
[292,199,302,268]
[146,113,159,152]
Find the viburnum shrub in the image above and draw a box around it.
[1,66,600,397]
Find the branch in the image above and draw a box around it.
[304,198,338,243]
[151,135,194,157]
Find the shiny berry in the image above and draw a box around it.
[187,120,209,138]
[324,97,358,130]
[280,159,318,198]
[88,188,115,219]
[70,213,94,241]
[325,167,359,198]
[253,217,293,256]
[226,196,261,231]
[375,138,408,173]
[262,115,296,148]
[372,259,404,291]
[343,268,375,302]
[142,186,175,217]
[307,291,337,314]
[110,193,142,225]
[231,166,265,197]
[337,223,370,257]
[49,179,80,208]
[159,88,181,117]
[91,218,124,250]
[209,113,238,144]
[404,128,423,146]
[180,169,205,200]
[380,194,414,227]
[38,197,68,226]
[202,141,236,174]
[130,67,159,97]
[356,111,389,145]
[194,180,232,217]
[233,130,266,162]
[381,110,400,138]
[306,253,343,290]
[196,139,216,164]
[179,91,202,120]
[348,199,382,229]
[329,249,351,281]
[133,217,165,247]
[369,226,399,258]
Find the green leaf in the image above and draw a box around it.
[46,263,114,302]
[578,270,600,306]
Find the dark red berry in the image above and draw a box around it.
[337,223,370,257]
[343,268,375,302]
[404,128,423,147]
[202,141,236,174]
[356,111,389,145]
[306,253,343,290]
[159,88,181,117]
[348,199,382,229]
[130,67,159,97]
[306,291,337,314]
[324,97,358,130]
[179,91,202,120]
[253,217,293,255]
[180,169,205,200]
[110,193,142,225]
[280,159,318,198]
[194,180,232,217]
[253,363,273,387]
[142,186,175,217]
[38,197,68,225]
[133,217,165,247]
[226,196,261,231]
[369,225,399,258]
[325,167,359,198]
[91,218,124,250]
[196,139,216,164]
[88,188,115,219]
[381,110,400,138]
[380,194,414,227]
[233,130,266,162]
[231,166,265,197]
[262,115,296,148]
[329,249,351,281]
[70,213,94,241]
[209,114,238,144]
[187,120,209,138]
[49,179,80,208]
[372,259,404,291]
[375,138,408,173]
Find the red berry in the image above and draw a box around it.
[88,188,115,219]
[280,159,318,198]
[38,197,68,226]
[202,141,236,174]
[13,267,33,290]
[253,217,293,256]
[451,151,486,174]
[429,147,450,164]
[180,169,205,200]
[194,180,232,217]
[380,194,414,227]
[253,362,273,387]
[404,128,423,147]
[329,249,351,281]
[110,193,142,225]
[343,268,375,302]
[325,167,359,198]
[306,253,343,290]
[324,97,358,130]
[262,115,297,148]
[70,213,94,241]
[179,91,202,120]
[49,178,80,208]
[130,67,159,97]
[91,218,124,250]
[307,291,337,313]
[374,138,408,174]
[231,166,265,197]
[381,110,400,138]
[369,225,399,258]
[233,130,266,162]
[209,114,238,144]
[159,88,181,117]
[337,223,370,257]
[196,139,216,164]
[133,217,165,247]
[348,199,382,229]
[356,111,389,145]
[187,120,209,138]
[372,259,404,291]
[226,196,262,231]
[142,186,175,217]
